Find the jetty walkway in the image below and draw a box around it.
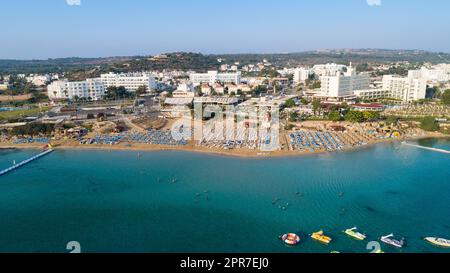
[401,142,450,154]
[0,149,54,177]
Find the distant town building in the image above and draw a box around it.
[312,63,346,77]
[201,84,212,95]
[193,97,239,106]
[25,74,52,86]
[293,68,312,83]
[212,83,225,94]
[407,64,450,82]
[0,83,9,91]
[225,84,239,94]
[177,82,195,92]
[173,83,195,98]
[47,79,106,101]
[237,84,252,93]
[100,72,156,92]
[190,71,241,85]
[172,90,195,98]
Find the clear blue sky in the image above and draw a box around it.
[2,0,449,59]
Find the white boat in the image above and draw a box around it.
[344,227,367,241]
[380,234,405,248]
[424,237,450,248]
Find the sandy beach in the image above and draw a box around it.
[1,131,447,158]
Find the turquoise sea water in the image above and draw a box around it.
[0,139,449,253]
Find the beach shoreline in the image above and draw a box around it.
[1,133,448,159]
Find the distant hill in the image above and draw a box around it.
[0,56,134,75]
[214,49,450,67]
[1,49,449,75]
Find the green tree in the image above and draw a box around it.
[11,123,55,136]
[135,85,148,96]
[362,111,380,121]
[420,116,439,132]
[106,86,130,99]
[300,98,308,105]
[341,102,350,110]
[385,116,399,125]
[106,86,118,100]
[260,68,280,78]
[284,99,295,108]
[289,111,300,122]
[442,89,450,105]
[328,110,342,121]
[312,99,321,115]
[311,81,321,89]
[345,110,365,123]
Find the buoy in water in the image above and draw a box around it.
[281,233,301,246]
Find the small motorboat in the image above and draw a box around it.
[281,233,301,246]
[424,237,450,248]
[311,230,332,244]
[344,227,367,241]
[380,234,405,248]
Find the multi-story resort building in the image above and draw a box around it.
[293,68,312,83]
[100,72,157,92]
[309,63,427,103]
[353,88,388,101]
[319,65,370,99]
[407,65,450,82]
[47,79,106,101]
[382,75,427,102]
[190,71,241,85]
[312,63,346,77]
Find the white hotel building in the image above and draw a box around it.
[407,65,450,83]
[190,71,241,85]
[353,88,388,101]
[352,75,427,102]
[100,72,157,92]
[382,75,427,102]
[320,66,370,99]
[47,79,106,101]
[293,68,312,83]
[312,63,346,77]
